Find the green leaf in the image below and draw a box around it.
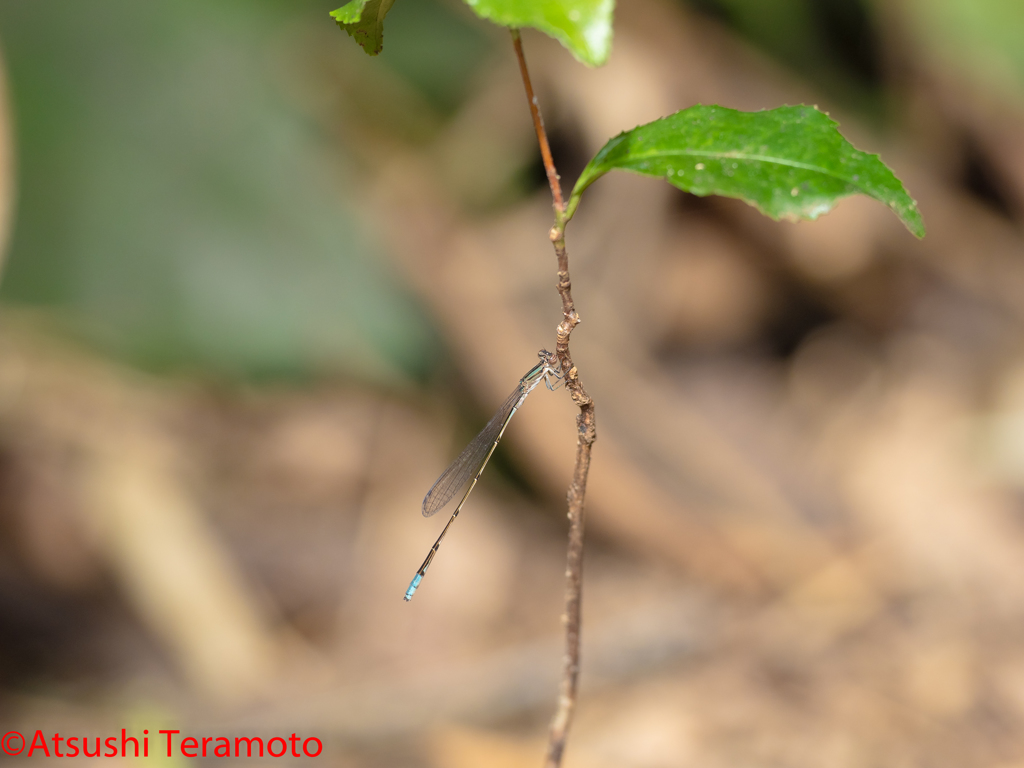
[463,0,614,67]
[568,104,925,238]
[330,0,396,56]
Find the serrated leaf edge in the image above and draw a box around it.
[568,110,924,238]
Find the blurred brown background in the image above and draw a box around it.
[2,0,1024,765]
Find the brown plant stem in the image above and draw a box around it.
[511,29,564,217]
[511,28,596,768]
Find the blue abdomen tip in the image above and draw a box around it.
[404,573,423,601]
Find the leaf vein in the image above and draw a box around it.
[614,149,858,184]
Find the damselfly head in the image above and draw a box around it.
[536,349,563,391]
[538,348,560,371]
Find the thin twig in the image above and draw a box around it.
[511,28,596,768]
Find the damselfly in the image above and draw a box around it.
[404,349,562,601]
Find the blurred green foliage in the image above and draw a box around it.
[0,0,494,383]
[684,0,885,116]
[376,0,494,115]
[902,0,1024,100]
[7,0,1010,384]
[685,0,1024,113]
